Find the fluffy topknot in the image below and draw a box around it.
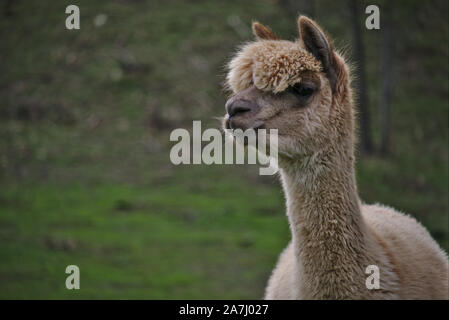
[227,40,322,94]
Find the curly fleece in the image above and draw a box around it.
[227,40,322,94]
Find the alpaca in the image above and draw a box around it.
[223,16,449,299]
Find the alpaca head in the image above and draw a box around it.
[224,16,354,161]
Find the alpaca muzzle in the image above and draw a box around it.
[225,99,257,130]
[224,87,261,130]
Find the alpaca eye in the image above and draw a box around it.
[289,83,316,98]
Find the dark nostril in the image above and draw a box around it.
[226,99,252,118]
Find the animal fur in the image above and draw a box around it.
[224,16,449,299]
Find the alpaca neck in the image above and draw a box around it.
[279,142,370,298]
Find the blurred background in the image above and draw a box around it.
[0,0,447,299]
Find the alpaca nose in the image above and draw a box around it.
[226,99,253,118]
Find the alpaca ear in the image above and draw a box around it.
[252,22,278,40]
[298,16,337,91]
[298,16,333,71]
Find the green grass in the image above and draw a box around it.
[0,133,293,299]
[0,163,289,299]
[0,0,447,299]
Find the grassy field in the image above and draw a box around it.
[0,0,447,299]
[1,162,289,299]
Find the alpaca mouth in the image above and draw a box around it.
[225,114,243,130]
[225,115,232,130]
[224,115,265,132]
